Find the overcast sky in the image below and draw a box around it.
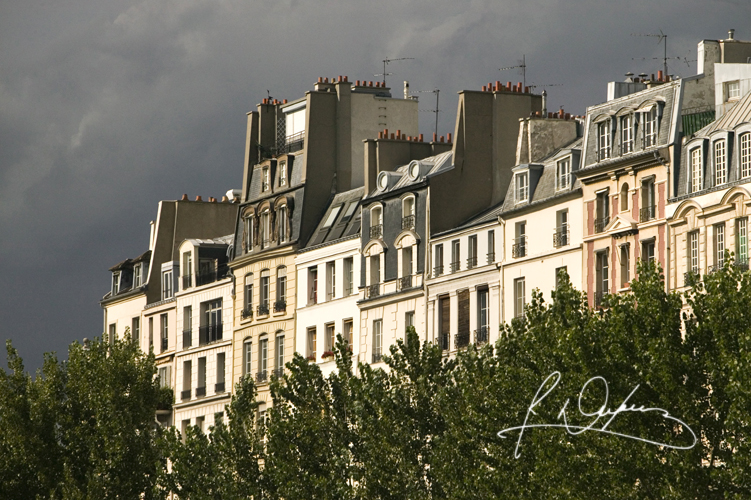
[1,0,749,373]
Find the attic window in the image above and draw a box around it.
[262,167,270,192]
[726,81,740,101]
[342,202,358,221]
[134,264,142,288]
[279,161,287,186]
[323,206,342,228]
[112,272,121,295]
[515,172,529,203]
[555,158,571,191]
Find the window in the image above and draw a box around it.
[216,353,225,393]
[343,319,353,347]
[243,273,253,319]
[477,288,489,343]
[369,255,380,285]
[134,263,142,288]
[276,334,285,375]
[726,80,741,100]
[181,419,190,437]
[326,261,336,300]
[439,296,450,350]
[108,324,116,344]
[595,190,610,233]
[372,319,383,363]
[259,269,270,313]
[308,267,318,305]
[642,240,655,264]
[451,240,460,272]
[690,148,703,193]
[620,114,634,154]
[160,314,169,352]
[162,270,173,300]
[434,244,444,276]
[260,210,270,248]
[307,327,317,358]
[554,210,568,248]
[276,267,286,311]
[595,250,609,305]
[555,266,568,289]
[456,289,470,348]
[737,218,748,266]
[468,235,478,268]
[149,317,153,350]
[279,161,287,186]
[715,223,725,268]
[402,246,413,277]
[158,366,171,388]
[402,196,415,230]
[243,340,252,376]
[688,231,699,276]
[344,257,354,295]
[640,178,655,222]
[643,107,657,148]
[513,222,526,257]
[405,311,414,332]
[326,323,336,352]
[259,337,268,380]
[196,416,204,433]
[741,133,751,179]
[370,206,383,239]
[262,167,270,191]
[278,205,288,242]
[714,140,726,186]
[131,317,140,344]
[620,245,630,287]
[598,119,611,160]
[244,216,254,251]
[197,357,206,397]
[112,272,120,295]
[487,230,495,263]
[182,252,192,290]
[514,278,525,318]
[182,360,191,401]
[556,157,571,190]
[323,206,341,228]
[342,202,358,221]
[515,172,529,203]
[183,306,192,349]
[201,299,222,345]
[620,183,629,212]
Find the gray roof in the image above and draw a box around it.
[364,150,454,198]
[303,187,365,250]
[696,91,751,136]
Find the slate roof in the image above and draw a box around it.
[695,90,751,136]
[303,187,365,250]
[364,150,454,199]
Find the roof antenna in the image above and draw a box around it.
[500,55,527,89]
[376,57,414,87]
[631,31,673,78]
[412,88,441,138]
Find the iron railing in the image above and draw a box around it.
[196,386,206,398]
[215,382,225,394]
[199,324,223,346]
[467,256,478,268]
[450,260,460,273]
[182,330,191,350]
[181,389,191,401]
[273,368,284,379]
[439,332,450,351]
[735,259,750,272]
[372,353,382,363]
[475,326,489,344]
[257,304,269,316]
[707,264,722,274]
[369,224,383,240]
[434,265,444,277]
[182,275,192,290]
[402,215,415,230]
[366,284,380,299]
[639,205,656,222]
[241,308,253,320]
[196,264,229,287]
[553,226,570,248]
[256,371,268,383]
[398,275,412,290]
[512,237,527,258]
[277,131,305,155]
[454,331,470,349]
[487,252,495,264]
[274,300,286,313]
[684,271,700,286]
[594,216,610,233]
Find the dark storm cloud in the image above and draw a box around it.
[1,0,749,371]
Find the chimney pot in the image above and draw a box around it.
[283,99,288,104]
[657,70,663,81]
[344,75,348,82]
[356,80,361,86]
[565,112,571,120]
[651,74,655,81]
[338,75,342,82]
[432,132,437,142]
[196,195,203,201]
[507,81,512,90]
[181,194,188,201]
[407,136,412,141]
[384,128,388,136]
[729,29,735,40]
[447,132,452,143]
[318,77,323,83]
[390,133,395,139]
[495,81,500,91]
[378,131,383,139]
[222,195,229,202]
[369,81,373,87]
[419,133,424,142]
[396,129,401,138]
[482,85,487,92]
[440,136,444,143]
[548,112,553,118]
[524,86,529,93]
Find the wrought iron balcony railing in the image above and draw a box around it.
[371,353,382,364]
[707,264,723,274]
[273,368,284,379]
[450,260,460,273]
[241,308,253,320]
[439,332,450,351]
[366,284,380,299]
[257,304,270,316]
[196,264,229,287]
[215,382,225,394]
[553,226,570,248]
[454,331,470,349]
[475,326,489,344]
[181,389,191,401]
[467,256,478,269]
[401,215,415,230]
[256,371,268,383]
[196,386,206,398]
[182,275,192,290]
[274,300,286,313]
[594,216,610,233]
[512,237,527,258]
[684,270,700,286]
[487,252,495,264]
[434,265,444,277]
[182,330,191,350]
[369,224,383,240]
[199,323,223,346]
[735,259,750,272]
[277,131,305,155]
[639,205,656,222]
[397,275,412,291]
[161,337,168,352]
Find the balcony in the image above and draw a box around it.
[553,226,570,248]
[735,259,750,272]
[257,304,270,316]
[487,252,495,264]
[401,215,415,230]
[366,284,380,299]
[707,264,722,274]
[439,332,449,351]
[273,368,284,379]
[274,300,286,313]
[454,331,470,349]
[594,216,610,233]
[639,205,656,223]
[450,260,460,273]
[512,237,527,258]
[196,264,229,287]
[256,371,268,383]
[369,224,383,240]
[196,386,206,398]
[594,291,608,307]
[277,131,305,155]
[467,256,478,269]
[161,337,168,352]
[199,323,223,346]
[181,389,191,401]
[684,270,700,286]
[397,275,412,291]
[241,308,253,320]
[182,330,191,350]
[182,274,192,290]
[215,382,225,394]
[372,353,383,364]
[475,326,489,344]
[434,265,444,277]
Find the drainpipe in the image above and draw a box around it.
[654,149,670,290]
[497,215,506,328]
[424,188,431,344]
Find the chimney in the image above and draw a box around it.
[729,29,735,40]
[541,89,548,117]
[404,80,409,99]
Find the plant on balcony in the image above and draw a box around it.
[305,355,316,362]
[321,350,335,360]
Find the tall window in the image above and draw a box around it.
[439,296,450,350]
[307,327,317,358]
[369,255,380,285]
[620,183,629,212]
[278,205,288,242]
[149,317,153,350]
[197,357,206,397]
[343,257,354,295]
[244,216,254,251]
[402,246,413,277]
[598,119,611,160]
[326,261,336,301]
[642,240,655,264]
[715,140,727,186]
[243,273,253,318]
[477,288,489,343]
[404,312,414,332]
[182,361,191,400]
[741,133,751,179]
[738,218,748,266]
[343,319,353,347]
[276,267,286,309]
[468,235,478,268]
[620,114,633,154]
[487,230,495,263]
[262,167,270,191]
[216,353,225,393]
[108,324,116,344]
[132,317,140,344]
[555,266,568,289]
[372,320,383,363]
[160,314,168,353]
[644,107,657,147]
[260,210,270,248]
[691,148,703,193]
[555,210,569,247]
[434,244,444,276]
[402,196,415,230]
[183,306,192,349]
[326,323,336,351]
[201,299,222,344]
[595,190,610,233]
[112,272,120,295]
[556,157,571,190]
[162,270,173,300]
[243,340,252,376]
[308,267,318,305]
[688,231,699,276]
[279,161,287,186]
[620,245,630,287]
[515,172,529,203]
[595,250,609,305]
[715,223,725,268]
[276,334,285,375]
[182,252,192,290]
[259,269,269,313]
[514,278,525,318]
[513,222,526,257]
[259,337,268,378]
[641,178,655,222]
[133,263,142,288]
[370,206,383,239]
[451,240,460,272]
[158,366,171,388]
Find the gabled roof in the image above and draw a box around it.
[696,91,751,136]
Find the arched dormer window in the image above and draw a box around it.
[260,208,271,248]
[401,195,415,230]
[620,113,635,154]
[278,204,288,242]
[740,132,751,179]
[714,139,727,186]
[595,116,613,160]
[370,205,383,240]
[689,145,703,193]
[242,206,257,253]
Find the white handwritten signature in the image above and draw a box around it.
[497,371,697,458]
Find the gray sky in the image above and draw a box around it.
[1,0,749,372]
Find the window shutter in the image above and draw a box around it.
[457,289,469,337]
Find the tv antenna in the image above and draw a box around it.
[528,83,563,90]
[500,55,527,88]
[631,31,672,77]
[413,88,441,138]
[376,57,414,87]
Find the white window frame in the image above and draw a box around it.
[514,277,525,318]
[515,172,529,203]
[279,161,287,186]
[133,264,142,288]
[620,114,634,154]
[738,218,748,265]
[276,333,285,372]
[555,157,571,191]
[162,270,173,300]
[278,205,288,242]
[262,167,270,191]
[688,231,699,274]
[740,133,751,179]
[326,261,336,301]
[643,107,657,148]
[112,272,120,295]
[598,119,611,160]
[726,80,741,100]
[715,223,725,268]
[690,147,703,193]
[714,140,727,186]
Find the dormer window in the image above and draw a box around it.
[555,158,571,191]
[620,114,634,154]
[690,147,703,193]
[133,263,142,288]
[162,270,173,300]
[726,81,740,101]
[643,107,657,148]
[260,209,270,247]
[279,161,287,186]
[714,140,727,186]
[402,196,415,230]
[598,119,611,160]
[278,205,288,242]
[323,205,341,228]
[112,272,121,295]
[262,167,270,192]
[740,133,751,179]
[370,206,383,239]
[515,172,529,203]
[244,216,254,251]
